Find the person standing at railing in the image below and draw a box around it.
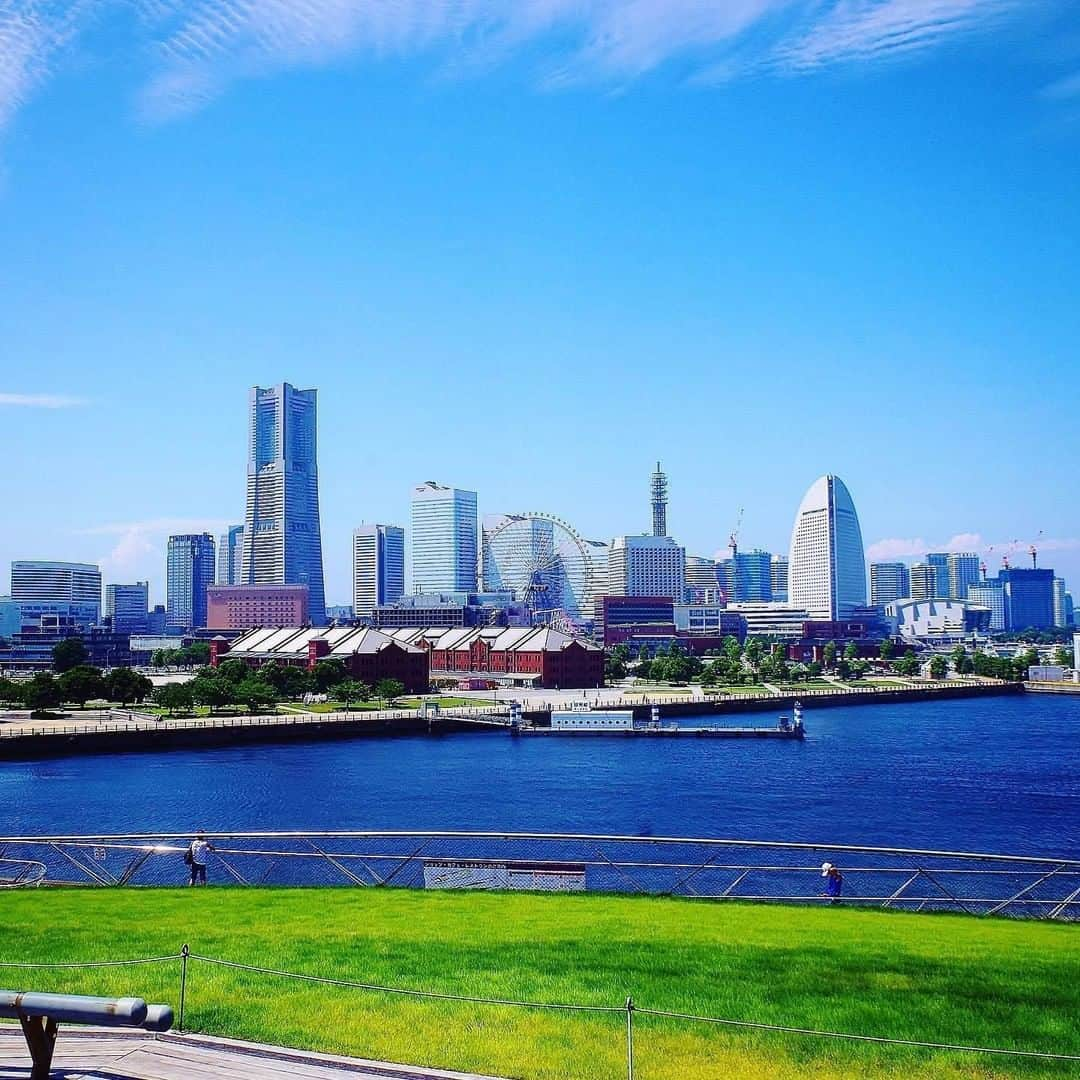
[185,831,215,886]
[821,862,843,902]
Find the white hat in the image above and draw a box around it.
[821,862,833,876]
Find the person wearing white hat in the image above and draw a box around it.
[821,862,843,902]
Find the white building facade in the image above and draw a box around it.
[352,525,405,620]
[607,535,686,601]
[787,475,866,620]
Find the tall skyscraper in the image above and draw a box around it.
[870,562,910,605]
[240,383,326,624]
[770,555,789,603]
[910,563,938,601]
[717,549,773,603]
[1000,567,1055,631]
[926,553,951,598]
[650,462,668,537]
[11,561,102,628]
[411,482,478,593]
[788,475,866,620]
[684,556,719,602]
[217,524,244,585]
[607,535,686,601]
[166,534,216,631]
[947,552,980,599]
[353,525,406,619]
[1052,577,1068,628]
[105,582,149,633]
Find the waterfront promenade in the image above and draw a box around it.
[0,679,1022,758]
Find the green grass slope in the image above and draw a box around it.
[0,889,1076,1079]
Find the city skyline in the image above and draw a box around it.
[3,0,1079,604]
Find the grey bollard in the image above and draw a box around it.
[0,991,148,1027]
[141,1004,174,1032]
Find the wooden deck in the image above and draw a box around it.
[0,1026,505,1080]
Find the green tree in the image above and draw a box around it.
[184,642,212,667]
[104,667,153,706]
[822,642,837,670]
[313,659,348,692]
[806,661,823,679]
[336,679,371,710]
[24,673,62,715]
[374,678,405,704]
[700,667,717,689]
[878,638,895,662]
[789,662,809,683]
[234,676,278,714]
[929,655,949,680]
[1053,646,1072,668]
[154,682,194,715]
[605,644,630,681]
[217,658,249,684]
[0,677,22,705]
[897,650,920,677]
[272,664,314,699]
[835,658,852,681]
[151,649,168,668]
[189,672,235,714]
[57,665,106,708]
[843,641,860,662]
[635,645,650,666]
[744,637,765,673]
[52,637,89,673]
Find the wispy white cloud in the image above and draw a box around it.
[867,532,1080,563]
[1043,70,1080,100]
[0,391,86,407]
[0,0,1035,129]
[776,0,1018,71]
[78,517,230,581]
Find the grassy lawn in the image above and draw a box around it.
[277,701,388,713]
[2,890,1075,1080]
[398,696,486,708]
[710,685,778,696]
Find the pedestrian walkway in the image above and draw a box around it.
[0,1026,505,1080]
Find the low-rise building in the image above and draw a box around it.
[206,584,310,630]
[382,625,603,689]
[213,625,428,693]
[884,598,992,640]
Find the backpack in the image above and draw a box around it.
[183,844,194,866]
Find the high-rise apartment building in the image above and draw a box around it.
[240,383,326,625]
[166,533,216,631]
[217,525,244,586]
[770,556,789,603]
[105,582,149,633]
[787,475,866,620]
[947,553,980,599]
[11,561,102,628]
[411,482,478,593]
[353,525,406,619]
[910,563,938,601]
[870,562,910,606]
[926,553,951,598]
[607,535,686,601]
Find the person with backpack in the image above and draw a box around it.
[185,831,214,886]
[821,861,844,903]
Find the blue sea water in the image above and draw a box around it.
[1,694,1077,858]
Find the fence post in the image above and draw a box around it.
[625,996,635,1080]
[178,944,189,1032]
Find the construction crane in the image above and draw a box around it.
[728,507,744,558]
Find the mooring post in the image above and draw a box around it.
[178,944,189,1032]
[625,996,635,1080]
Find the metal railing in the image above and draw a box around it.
[0,831,1076,920]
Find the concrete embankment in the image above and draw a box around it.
[0,681,1024,759]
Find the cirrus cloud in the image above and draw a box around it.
[0,0,1036,128]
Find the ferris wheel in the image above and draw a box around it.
[482,513,598,628]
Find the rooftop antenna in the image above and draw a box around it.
[650,461,668,537]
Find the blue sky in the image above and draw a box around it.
[2,0,1079,606]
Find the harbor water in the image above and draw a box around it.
[1,694,1077,858]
